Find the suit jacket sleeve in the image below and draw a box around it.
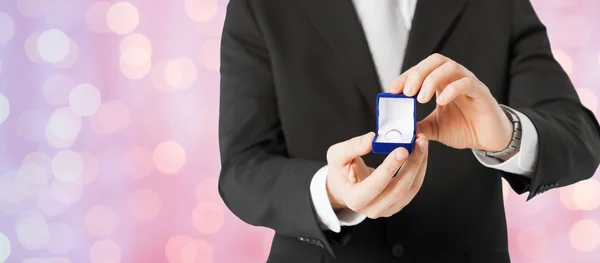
[503,0,600,200]
[217,0,337,254]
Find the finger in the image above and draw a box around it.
[327,132,374,165]
[417,60,466,104]
[436,77,483,106]
[345,147,409,211]
[388,67,413,94]
[360,136,428,218]
[351,157,371,183]
[416,112,438,142]
[402,53,449,97]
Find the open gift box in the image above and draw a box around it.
[372,93,416,154]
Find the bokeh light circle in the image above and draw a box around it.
[17,0,51,17]
[0,93,9,124]
[90,100,131,134]
[559,185,578,210]
[85,205,117,237]
[123,146,154,179]
[153,141,187,174]
[51,150,83,183]
[0,173,26,204]
[185,0,218,22]
[43,73,74,107]
[69,84,102,116]
[80,151,100,184]
[196,177,220,202]
[0,13,15,45]
[15,162,49,196]
[16,110,50,142]
[200,39,220,71]
[37,188,68,217]
[164,57,198,90]
[571,178,600,211]
[45,222,74,255]
[45,107,82,148]
[53,39,79,69]
[44,0,77,32]
[128,188,161,221]
[16,210,50,250]
[569,219,600,252]
[552,49,573,75]
[86,1,112,33]
[192,201,224,234]
[516,225,549,258]
[0,232,10,262]
[106,2,139,35]
[25,32,45,64]
[557,15,591,48]
[576,88,598,113]
[181,239,214,263]
[165,235,192,263]
[37,29,71,63]
[89,239,122,263]
[50,180,84,205]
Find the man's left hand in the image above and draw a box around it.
[389,53,513,152]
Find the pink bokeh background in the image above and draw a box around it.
[0,0,598,262]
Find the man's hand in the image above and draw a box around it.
[325,132,429,219]
[389,53,514,152]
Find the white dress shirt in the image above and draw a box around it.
[310,0,540,233]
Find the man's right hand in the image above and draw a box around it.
[326,132,429,219]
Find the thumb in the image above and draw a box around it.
[327,132,374,165]
[417,112,438,142]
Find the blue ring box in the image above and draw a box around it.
[372,92,416,154]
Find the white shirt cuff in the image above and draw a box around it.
[472,106,539,176]
[310,165,367,233]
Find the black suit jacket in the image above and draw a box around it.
[217,0,600,262]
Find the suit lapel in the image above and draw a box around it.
[294,0,381,114]
[402,0,469,121]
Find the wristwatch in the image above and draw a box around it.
[474,106,522,160]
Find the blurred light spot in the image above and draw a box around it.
[16,211,50,250]
[86,1,112,33]
[80,152,100,184]
[572,178,600,211]
[50,179,83,205]
[165,235,192,263]
[24,151,52,171]
[37,29,71,63]
[150,60,171,93]
[185,0,218,22]
[48,258,71,263]
[192,201,224,234]
[153,141,186,174]
[516,226,549,258]
[123,147,153,179]
[119,51,151,79]
[0,93,9,124]
[164,57,198,90]
[90,100,131,134]
[181,239,214,263]
[51,150,83,183]
[120,33,151,53]
[45,222,74,255]
[0,13,15,45]
[37,188,68,217]
[0,173,27,204]
[196,177,220,201]
[43,73,74,107]
[16,110,50,142]
[576,88,598,113]
[128,188,161,221]
[106,2,139,35]
[45,107,82,148]
[196,11,225,38]
[85,205,117,237]
[53,39,78,69]
[17,0,51,17]
[501,178,510,201]
[570,219,600,252]
[69,84,102,116]
[200,39,220,71]
[557,15,591,47]
[45,0,77,32]
[90,239,121,263]
[25,32,45,64]
[552,49,573,75]
[15,162,49,196]
[0,232,10,262]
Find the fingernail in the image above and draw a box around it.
[418,91,427,102]
[362,133,372,145]
[395,148,408,160]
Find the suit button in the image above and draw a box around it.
[391,243,405,258]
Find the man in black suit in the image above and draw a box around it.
[217,0,600,262]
